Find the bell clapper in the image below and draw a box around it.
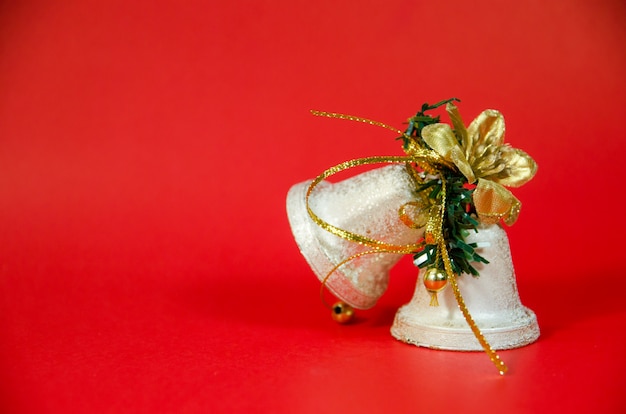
[331,302,354,324]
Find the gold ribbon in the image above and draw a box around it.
[306,156,422,254]
[307,107,536,375]
[436,178,508,375]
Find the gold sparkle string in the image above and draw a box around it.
[307,110,508,375]
[306,156,424,254]
[310,110,405,135]
[437,178,508,375]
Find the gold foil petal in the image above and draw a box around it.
[489,147,538,188]
[467,109,505,164]
[473,150,506,177]
[473,179,521,225]
[446,102,470,154]
[422,124,476,183]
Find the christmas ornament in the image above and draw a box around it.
[286,99,539,375]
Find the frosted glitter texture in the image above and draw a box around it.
[286,165,424,309]
[391,224,540,350]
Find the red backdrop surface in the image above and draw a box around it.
[1,1,625,413]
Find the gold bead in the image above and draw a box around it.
[423,268,447,293]
[331,302,354,324]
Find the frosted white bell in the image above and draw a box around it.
[391,224,540,350]
[286,165,424,309]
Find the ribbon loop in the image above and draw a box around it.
[306,156,423,254]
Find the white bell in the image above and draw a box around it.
[286,165,424,309]
[391,224,540,350]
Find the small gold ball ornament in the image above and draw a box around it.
[331,302,354,324]
[423,267,448,291]
[423,268,448,306]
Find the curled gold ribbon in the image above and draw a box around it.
[306,156,421,254]
[398,201,429,229]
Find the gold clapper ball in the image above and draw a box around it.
[423,268,448,307]
[331,302,354,324]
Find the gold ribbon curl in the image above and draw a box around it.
[306,156,423,254]
[307,107,536,375]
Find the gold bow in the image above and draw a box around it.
[421,103,537,225]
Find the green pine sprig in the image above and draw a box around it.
[407,99,489,277]
[398,97,460,149]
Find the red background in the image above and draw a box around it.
[1,1,625,412]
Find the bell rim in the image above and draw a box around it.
[390,306,540,351]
